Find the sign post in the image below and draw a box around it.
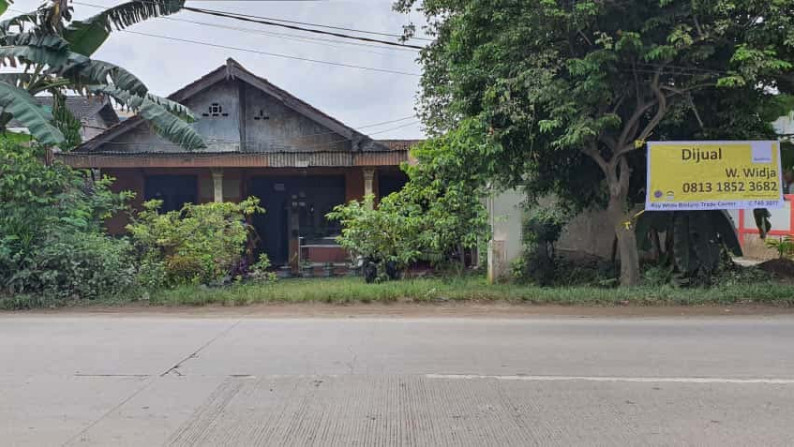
[646,141,784,211]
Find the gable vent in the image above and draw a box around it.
[253,109,270,121]
[202,103,229,118]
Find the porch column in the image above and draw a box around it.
[211,169,224,203]
[363,167,376,198]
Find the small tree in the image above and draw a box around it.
[329,121,490,280]
[400,120,491,267]
[396,0,794,286]
[327,195,423,282]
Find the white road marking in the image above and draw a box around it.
[426,374,794,385]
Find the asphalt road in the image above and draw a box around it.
[2,312,794,446]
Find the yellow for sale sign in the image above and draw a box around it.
[646,141,784,210]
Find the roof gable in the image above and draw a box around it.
[79,58,388,153]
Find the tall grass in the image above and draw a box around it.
[145,276,794,307]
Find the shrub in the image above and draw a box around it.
[249,254,277,284]
[127,197,266,287]
[0,142,134,303]
[327,195,422,282]
[765,236,794,259]
[514,205,568,286]
[328,123,491,282]
[2,230,137,301]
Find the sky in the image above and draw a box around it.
[11,0,429,139]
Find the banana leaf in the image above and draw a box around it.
[0,80,64,145]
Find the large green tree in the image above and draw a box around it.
[396,0,794,286]
[0,0,204,149]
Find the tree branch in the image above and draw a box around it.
[615,99,657,153]
[614,68,669,159]
[611,92,627,115]
[635,75,668,144]
[687,93,705,130]
[582,142,609,176]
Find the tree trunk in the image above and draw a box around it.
[608,198,641,286]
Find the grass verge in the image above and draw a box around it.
[140,276,794,307]
[5,276,794,310]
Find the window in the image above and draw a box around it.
[144,175,198,213]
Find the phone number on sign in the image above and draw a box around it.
[680,181,779,194]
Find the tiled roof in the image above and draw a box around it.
[8,96,118,128]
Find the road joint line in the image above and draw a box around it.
[425,374,794,384]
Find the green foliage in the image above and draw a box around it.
[765,236,794,260]
[0,0,203,149]
[64,0,185,57]
[398,120,492,263]
[0,142,135,301]
[50,91,82,150]
[514,205,568,286]
[635,210,742,283]
[127,197,264,287]
[328,122,490,280]
[3,230,137,304]
[327,195,422,282]
[0,80,63,145]
[249,254,277,284]
[396,0,794,286]
[145,276,794,308]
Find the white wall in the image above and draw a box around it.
[486,189,525,281]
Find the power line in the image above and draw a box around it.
[122,30,422,76]
[357,115,416,129]
[183,6,425,50]
[70,1,427,49]
[161,16,418,55]
[184,5,431,41]
[367,120,421,136]
[73,1,418,54]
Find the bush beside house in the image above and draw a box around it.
[0,142,273,308]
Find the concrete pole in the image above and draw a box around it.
[363,167,375,207]
[211,169,224,203]
[487,190,497,284]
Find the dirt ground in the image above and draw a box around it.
[10,301,794,318]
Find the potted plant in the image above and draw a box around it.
[300,261,314,278]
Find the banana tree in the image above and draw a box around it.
[635,210,742,279]
[0,0,205,149]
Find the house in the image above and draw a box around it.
[8,96,119,141]
[58,58,413,268]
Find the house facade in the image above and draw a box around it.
[58,59,413,268]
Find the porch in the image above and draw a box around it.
[89,165,407,270]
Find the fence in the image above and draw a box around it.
[733,195,794,259]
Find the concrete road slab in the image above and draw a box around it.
[0,317,237,376]
[0,375,147,447]
[2,314,794,446]
[64,376,226,447]
[177,318,794,378]
[120,375,794,446]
